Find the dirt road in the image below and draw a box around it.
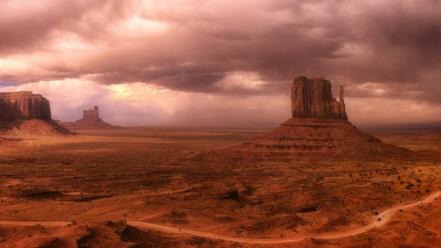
[1,191,439,245]
[0,221,71,228]
[130,191,441,244]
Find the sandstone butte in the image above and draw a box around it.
[291,76,347,120]
[234,76,407,159]
[0,91,69,136]
[0,91,51,121]
[61,106,119,130]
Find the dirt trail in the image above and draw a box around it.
[313,190,441,240]
[128,221,307,244]
[0,191,439,244]
[129,191,441,244]
[0,221,71,228]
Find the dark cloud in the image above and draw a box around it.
[1,0,441,106]
[0,0,136,54]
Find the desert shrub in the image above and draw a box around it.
[121,226,176,248]
[77,227,95,248]
[169,209,187,219]
[217,189,241,201]
[187,237,215,247]
[298,205,319,213]
[19,188,62,200]
[242,186,255,196]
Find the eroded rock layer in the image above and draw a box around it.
[235,118,404,158]
[0,92,51,121]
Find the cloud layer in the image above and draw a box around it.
[1,0,440,125]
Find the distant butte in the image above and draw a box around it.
[61,106,120,130]
[0,91,70,136]
[233,76,406,159]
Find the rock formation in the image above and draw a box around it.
[0,92,51,121]
[61,106,119,130]
[0,91,70,136]
[233,76,406,159]
[291,76,347,120]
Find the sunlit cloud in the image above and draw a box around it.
[215,71,267,92]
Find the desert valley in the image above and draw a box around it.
[1,1,441,247]
[1,77,441,248]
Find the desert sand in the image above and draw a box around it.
[0,127,441,247]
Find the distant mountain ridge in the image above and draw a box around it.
[360,122,441,133]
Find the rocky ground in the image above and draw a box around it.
[0,128,440,247]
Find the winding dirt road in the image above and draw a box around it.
[0,191,440,245]
[128,221,307,244]
[0,221,71,228]
[129,191,441,244]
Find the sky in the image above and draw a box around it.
[0,0,440,127]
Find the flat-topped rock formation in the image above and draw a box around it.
[232,76,406,159]
[0,91,51,121]
[0,91,70,136]
[292,76,347,120]
[62,106,119,130]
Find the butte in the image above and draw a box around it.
[0,91,70,136]
[232,76,407,160]
[61,106,119,130]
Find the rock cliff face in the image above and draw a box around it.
[0,92,51,121]
[291,76,347,120]
[0,91,71,136]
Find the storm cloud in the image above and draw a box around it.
[1,0,440,125]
